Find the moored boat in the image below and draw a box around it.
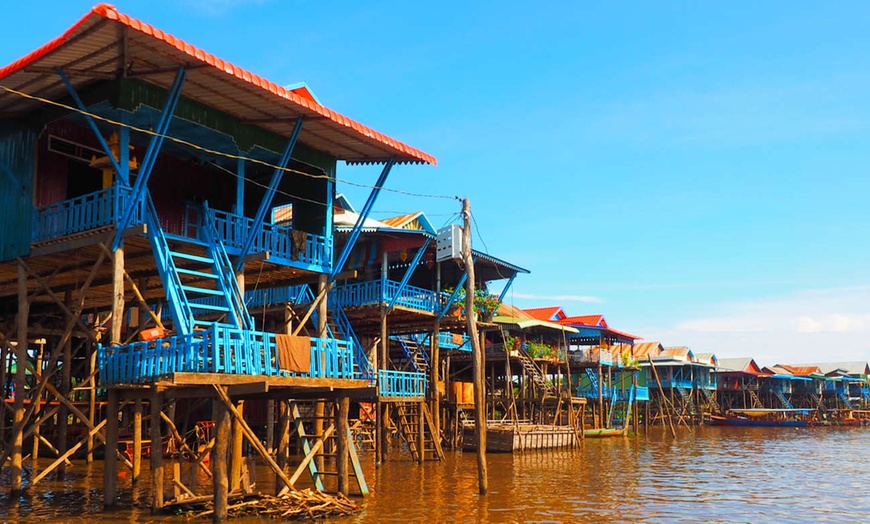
[706,408,816,427]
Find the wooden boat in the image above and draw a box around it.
[584,426,627,438]
[707,409,816,427]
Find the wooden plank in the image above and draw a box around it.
[168,373,368,389]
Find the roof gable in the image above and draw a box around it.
[523,306,565,322]
[0,4,435,165]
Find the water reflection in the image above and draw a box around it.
[2,427,869,522]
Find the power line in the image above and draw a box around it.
[0,84,461,202]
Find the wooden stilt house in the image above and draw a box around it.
[0,3,435,514]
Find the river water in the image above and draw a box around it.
[2,426,868,523]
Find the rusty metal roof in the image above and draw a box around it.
[0,4,436,165]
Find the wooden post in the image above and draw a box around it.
[112,245,125,347]
[276,400,290,495]
[462,198,487,495]
[133,398,143,484]
[10,263,28,494]
[87,341,97,463]
[417,400,425,464]
[212,396,230,523]
[230,400,244,492]
[57,291,73,480]
[104,388,119,507]
[31,339,44,460]
[336,396,350,495]
[375,399,383,466]
[431,321,441,437]
[151,389,164,512]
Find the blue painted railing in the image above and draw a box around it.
[190,284,312,312]
[98,325,355,385]
[32,185,144,243]
[331,279,448,314]
[416,332,470,351]
[204,208,331,272]
[378,369,427,397]
[331,304,374,382]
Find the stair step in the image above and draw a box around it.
[182,285,224,296]
[176,267,219,279]
[171,251,215,264]
[164,232,209,246]
[189,303,231,313]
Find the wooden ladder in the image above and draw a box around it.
[288,401,369,495]
[394,402,444,462]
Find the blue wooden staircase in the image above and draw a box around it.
[145,196,252,336]
[395,336,430,373]
[838,391,854,409]
[774,389,794,409]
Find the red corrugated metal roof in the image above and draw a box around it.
[523,306,564,322]
[381,212,422,229]
[558,314,607,327]
[0,3,436,166]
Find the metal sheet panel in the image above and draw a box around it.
[0,128,35,261]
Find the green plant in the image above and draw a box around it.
[526,341,556,359]
[503,333,520,352]
[443,286,501,319]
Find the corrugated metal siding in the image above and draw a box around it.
[0,129,35,260]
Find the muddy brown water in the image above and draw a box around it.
[1,426,869,522]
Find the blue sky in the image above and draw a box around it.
[3,1,870,365]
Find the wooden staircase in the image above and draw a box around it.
[288,401,368,495]
[393,402,444,462]
[518,347,556,397]
[396,336,430,373]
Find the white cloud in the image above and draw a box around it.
[510,293,603,303]
[642,286,870,366]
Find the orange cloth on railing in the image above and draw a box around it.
[276,334,311,372]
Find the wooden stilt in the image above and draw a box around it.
[57,292,72,480]
[462,198,487,495]
[417,401,425,464]
[151,389,164,512]
[230,400,244,492]
[10,263,28,494]
[336,396,350,495]
[375,399,383,466]
[212,397,230,523]
[133,398,143,484]
[276,400,290,495]
[104,388,119,507]
[31,340,44,461]
[87,342,97,463]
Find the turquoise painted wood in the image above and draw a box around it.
[331,279,448,314]
[378,370,426,397]
[203,206,331,272]
[98,325,356,386]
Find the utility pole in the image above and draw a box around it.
[462,198,487,495]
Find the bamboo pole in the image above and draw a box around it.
[462,198,487,495]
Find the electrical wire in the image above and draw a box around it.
[0,84,460,202]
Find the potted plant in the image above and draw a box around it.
[442,286,501,322]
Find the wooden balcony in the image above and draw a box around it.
[98,324,356,386]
